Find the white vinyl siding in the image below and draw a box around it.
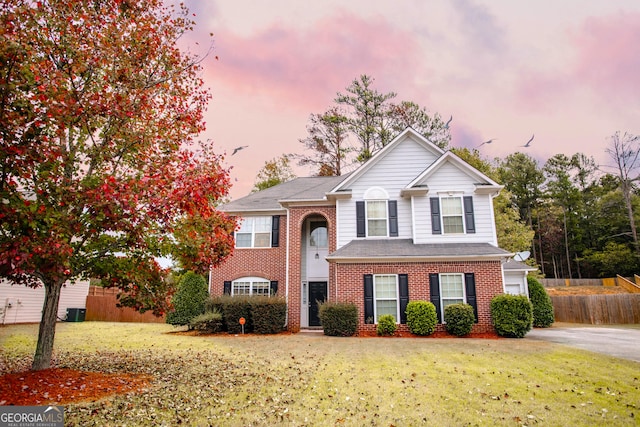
[413,162,498,245]
[236,217,271,248]
[0,279,89,324]
[336,135,438,247]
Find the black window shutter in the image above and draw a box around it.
[271,215,280,247]
[223,281,231,295]
[464,273,478,322]
[429,273,442,322]
[364,274,374,323]
[463,196,475,234]
[388,200,398,237]
[356,201,366,237]
[399,274,409,324]
[270,280,278,296]
[430,198,442,234]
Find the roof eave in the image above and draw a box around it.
[326,253,514,263]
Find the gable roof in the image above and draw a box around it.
[329,127,445,194]
[220,175,347,214]
[405,151,502,195]
[327,239,512,262]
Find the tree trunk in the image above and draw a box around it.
[562,208,572,278]
[622,181,640,255]
[32,278,63,371]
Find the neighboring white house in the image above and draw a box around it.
[0,279,89,325]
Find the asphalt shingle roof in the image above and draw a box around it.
[327,239,512,261]
[221,175,347,213]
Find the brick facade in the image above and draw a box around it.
[209,206,505,334]
[332,260,503,334]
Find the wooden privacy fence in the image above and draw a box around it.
[85,286,165,323]
[550,294,640,324]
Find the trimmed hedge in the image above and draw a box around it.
[405,301,437,336]
[528,277,554,328]
[490,294,533,338]
[444,303,475,336]
[166,272,209,328]
[206,295,286,334]
[190,310,224,334]
[251,297,286,334]
[376,314,397,336]
[318,302,358,336]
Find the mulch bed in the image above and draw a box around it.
[0,368,151,406]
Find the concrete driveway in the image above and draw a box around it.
[526,325,640,363]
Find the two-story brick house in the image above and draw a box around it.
[210,128,516,334]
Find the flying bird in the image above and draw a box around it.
[477,138,496,147]
[444,115,453,129]
[231,145,249,155]
[522,134,534,147]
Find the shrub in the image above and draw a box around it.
[376,314,397,336]
[190,310,223,333]
[405,301,437,336]
[444,303,475,336]
[251,297,287,334]
[318,302,358,336]
[528,277,554,328]
[490,294,533,338]
[218,295,253,334]
[166,272,209,328]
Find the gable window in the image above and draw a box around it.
[364,274,409,324]
[236,216,271,248]
[225,277,278,296]
[441,197,464,234]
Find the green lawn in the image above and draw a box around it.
[1,322,638,426]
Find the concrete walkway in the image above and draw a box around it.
[526,325,640,363]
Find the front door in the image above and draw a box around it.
[308,281,327,327]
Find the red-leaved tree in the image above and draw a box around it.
[0,0,235,370]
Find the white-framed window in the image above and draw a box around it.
[505,283,523,295]
[367,200,388,237]
[236,216,271,248]
[365,187,389,237]
[374,274,398,322]
[441,196,464,234]
[232,277,271,296]
[440,273,465,314]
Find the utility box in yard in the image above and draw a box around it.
[66,308,86,322]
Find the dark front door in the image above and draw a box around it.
[309,281,327,327]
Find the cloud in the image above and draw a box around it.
[515,12,640,112]
[203,12,426,112]
[570,12,640,106]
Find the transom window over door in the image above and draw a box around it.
[236,216,271,248]
[441,197,464,234]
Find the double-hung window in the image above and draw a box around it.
[236,216,271,248]
[374,274,398,322]
[441,197,464,234]
[439,273,465,312]
[367,201,388,237]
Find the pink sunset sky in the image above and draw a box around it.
[180,0,640,200]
